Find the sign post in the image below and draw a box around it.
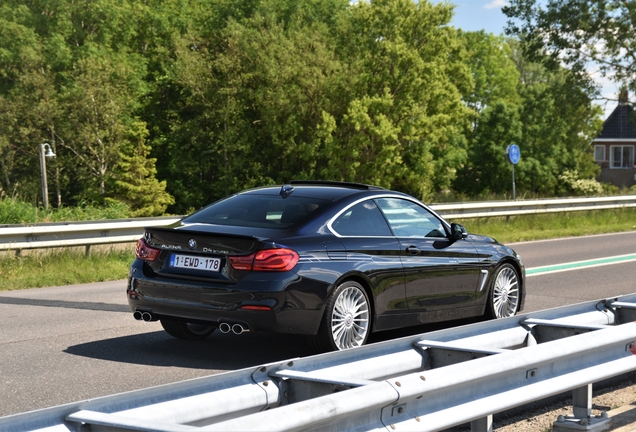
[506,144,520,200]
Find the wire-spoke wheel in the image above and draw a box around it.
[311,281,371,352]
[486,264,520,319]
[160,319,217,340]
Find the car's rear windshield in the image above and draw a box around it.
[183,194,333,228]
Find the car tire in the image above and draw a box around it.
[160,319,217,341]
[310,281,371,352]
[485,263,520,319]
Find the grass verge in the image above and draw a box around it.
[0,247,134,291]
[1,208,635,291]
[455,208,636,243]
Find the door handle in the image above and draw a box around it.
[405,245,420,255]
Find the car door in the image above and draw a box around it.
[375,198,483,317]
[330,199,407,330]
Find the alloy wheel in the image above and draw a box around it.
[491,265,520,318]
[330,285,370,349]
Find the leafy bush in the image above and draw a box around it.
[0,198,131,224]
[0,198,40,224]
[603,182,620,195]
[558,170,603,196]
[51,199,131,222]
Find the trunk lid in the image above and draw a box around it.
[142,227,263,283]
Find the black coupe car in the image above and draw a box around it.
[128,181,525,351]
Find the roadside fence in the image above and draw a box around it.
[1,195,635,253]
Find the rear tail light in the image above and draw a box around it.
[228,254,254,271]
[229,248,299,272]
[253,249,300,271]
[135,238,160,261]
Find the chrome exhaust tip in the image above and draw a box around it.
[133,311,143,321]
[232,324,246,335]
[219,322,231,334]
[141,312,153,322]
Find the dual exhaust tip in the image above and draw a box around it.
[133,311,248,335]
[133,310,155,322]
[219,322,248,335]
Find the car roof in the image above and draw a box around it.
[239,181,388,202]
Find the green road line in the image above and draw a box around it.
[527,253,636,276]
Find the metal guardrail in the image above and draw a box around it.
[0,216,181,253]
[434,194,636,218]
[2,293,636,431]
[1,195,635,252]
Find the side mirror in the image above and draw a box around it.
[450,223,468,240]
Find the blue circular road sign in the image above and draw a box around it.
[506,144,520,165]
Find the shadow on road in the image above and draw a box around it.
[64,316,484,371]
[64,330,316,370]
[0,295,128,312]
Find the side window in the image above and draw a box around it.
[332,200,392,236]
[376,198,446,238]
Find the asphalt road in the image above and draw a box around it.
[510,231,636,313]
[1,231,635,417]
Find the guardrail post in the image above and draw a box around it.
[572,384,592,419]
[470,415,493,432]
[553,383,611,431]
[85,245,91,256]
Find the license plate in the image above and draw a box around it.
[169,254,221,272]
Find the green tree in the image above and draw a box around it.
[514,72,602,195]
[0,3,68,205]
[59,51,147,202]
[161,9,344,207]
[321,0,473,199]
[460,31,520,115]
[456,102,522,195]
[0,0,170,208]
[113,120,174,216]
[157,0,471,211]
[503,0,633,102]
[1,0,605,216]
[454,34,601,197]
[454,32,521,196]
[508,40,602,195]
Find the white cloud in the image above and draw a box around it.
[484,0,509,10]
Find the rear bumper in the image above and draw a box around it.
[127,260,328,335]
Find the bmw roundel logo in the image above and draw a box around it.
[188,239,196,249]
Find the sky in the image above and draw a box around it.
[446,0,619,118]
